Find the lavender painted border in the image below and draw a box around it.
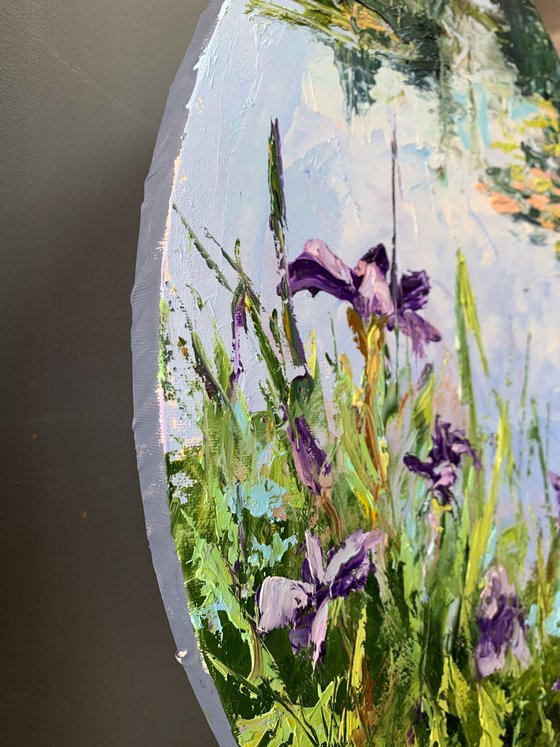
[131,1,236,744]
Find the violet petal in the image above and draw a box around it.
[394,308,441,357]
[403,453,435,480]
[302,531,325,585]
[310,600,330,668]
[352,257,394,319]
[432,463,457,491]
[474,567,530,678]
[475,636,507,678]
[288,610,315,652]
[286,239,356,304]
[256,576,313,633]
[323,529,384,596]
[357,243,390,276]
[398,270,431,312]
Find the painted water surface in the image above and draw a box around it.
[156,0,560,743]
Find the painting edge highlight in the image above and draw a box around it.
[130,1,236,743]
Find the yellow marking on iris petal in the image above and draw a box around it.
[431,498,451,533]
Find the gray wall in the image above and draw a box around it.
[1,2,216,745]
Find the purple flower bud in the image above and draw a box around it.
[287,415,332,497]
[229,286,247,393]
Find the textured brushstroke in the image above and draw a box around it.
[149,0,560,743]
[286,413,331,497]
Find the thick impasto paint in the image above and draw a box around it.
[136,0,560,743]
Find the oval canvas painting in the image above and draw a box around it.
[132,0,560,744]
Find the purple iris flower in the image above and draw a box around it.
[474,566,530,678]
[256,529,385,667]
[285,239,441,356]
[403,416,478,504]
[287,414,332,497]
[553,679,560,692]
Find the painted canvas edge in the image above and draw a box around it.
[130,1,236,744]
